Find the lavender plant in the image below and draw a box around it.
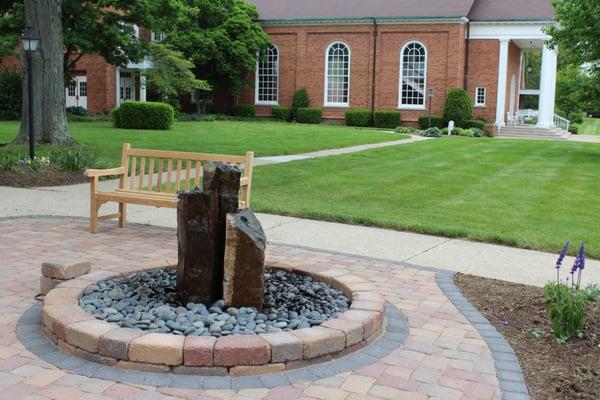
[543,241,589,341]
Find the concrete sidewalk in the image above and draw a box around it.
[2,180,598,287]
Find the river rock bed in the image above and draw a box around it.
[79,268,350,337]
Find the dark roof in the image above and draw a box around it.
[468,0,555,21]
[247,0,554,22]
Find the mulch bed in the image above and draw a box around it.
[0,164,87,187]
[455,273,599,399]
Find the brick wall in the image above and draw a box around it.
[71,54,117,113]
[239,22,468,123]
[467,39,499,122]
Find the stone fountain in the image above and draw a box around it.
[176,162,266,310]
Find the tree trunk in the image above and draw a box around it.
[14,0,73,145]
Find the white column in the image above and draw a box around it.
[537,44,558,128]
[495,39,510,127]
[115,67,121,107]
[140,74,147,102]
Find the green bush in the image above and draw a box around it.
[296,108,322,124]
[374,110,401,129]
[113,101,175,130]
[418,115,445,129]
[272,106,291,122]
[471,128,485,137]
[568,111,585,124]
[292,88,310,120]
[569,124,579,135]
[463,119,485,130]
[345,109,372,127]
[66,106,88,116]
[422,127,442,137]
[584,283,600,302]
[0,68,22,120]
[231,104,256,117]
[395,126,420,134]
[443,88,473,127]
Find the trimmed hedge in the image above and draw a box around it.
[272,106,291,122]
[462,119,486,130]
[67,106,88,116]
[345,109,372,127]
[0,68,21,120]
[443,88,473,126]
[292,88,310,120]
[374,110,401,129]
[418,115,445,130]
[113,101,175,130]
[422,127,442,137]
[569,124,579,135]
[232,104,255,117]
[296,108,322,124]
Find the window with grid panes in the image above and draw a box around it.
[255,45,279,104]
[325,42,350,106]
[399,42,427,108]
[475,87,486,106]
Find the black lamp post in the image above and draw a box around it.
[427,88,434,129]
[21,25,40,161]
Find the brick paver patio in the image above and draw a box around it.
[0,216,527,399]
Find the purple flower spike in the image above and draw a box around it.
[575,242,585,271]
[556,241,570,270]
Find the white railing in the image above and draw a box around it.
[554,114,570,132]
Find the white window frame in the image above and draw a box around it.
[151,32,166,42]
[475,86,486,107]
[324,41,351,108]
[398,41,428,110]
[255,44,279,106]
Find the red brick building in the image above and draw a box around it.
[1,0,560,129]
[241,0,559,128]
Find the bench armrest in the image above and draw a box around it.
[84,167,126,178]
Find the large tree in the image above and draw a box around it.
[164,0,270,107]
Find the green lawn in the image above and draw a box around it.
[0,121,399,167]
[252,137,600,258]
[579,118,600,135]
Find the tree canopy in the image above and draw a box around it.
[163,0,270,96]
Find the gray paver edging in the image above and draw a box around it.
[5,215,530,397]
[17,301,407,389]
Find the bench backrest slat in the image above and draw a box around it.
[118,143,254,206]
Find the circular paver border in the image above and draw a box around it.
[41,263,387,376]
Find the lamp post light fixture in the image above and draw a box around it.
[428,88,434,129]
[21,24,40,161]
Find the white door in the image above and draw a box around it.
[120,71,136,101]
[65,76,88,109]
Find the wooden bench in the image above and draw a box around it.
[84,143,254,234]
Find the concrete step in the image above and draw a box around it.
[496,125,570,140]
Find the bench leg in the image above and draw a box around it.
[90,199,100,234]
[119,203,127,228]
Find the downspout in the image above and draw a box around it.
[371,18,378,114]
[463,19,470,90]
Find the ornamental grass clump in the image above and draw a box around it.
[543,241,589,341]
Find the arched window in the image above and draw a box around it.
[255,45,279,105]
[324,42,350,107]
[399,41,427,108]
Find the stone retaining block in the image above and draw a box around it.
[64,320,116,353]
[292,326,345,359]
[340,309,382,339]
[321,318,363,346]
[184,336,216,367]
[129,333,185,366]
[259,332,303,363]
[42,261,91,280]
[99,327,145,360]
[214,335,270,366]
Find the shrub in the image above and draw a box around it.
[113,101,175,130]
[568,111,585,124]
[471,128,485,137]
[584,283,600,302]
[231,104,255,117]
[418,115,445,130]
[66,106,88,116]
[569,124,579,135]
[0,68,22,120]
[443,88,473,127]
[422,127,442,137]
[441,128,449,135]
[374,110,401,129]
[296,108,322,124]
[463,119,485,130]
[543,241,589,341]
[292,88,310,120]
[272,106,291,122]
[395,126,420,134]
[345,109,372,127]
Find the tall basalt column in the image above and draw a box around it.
[176,162,241,305]
[176,189,220,305]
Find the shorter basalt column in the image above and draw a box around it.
[223,209,266,310]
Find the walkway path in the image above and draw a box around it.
[0,216,526,399]
[256,135,430,165]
